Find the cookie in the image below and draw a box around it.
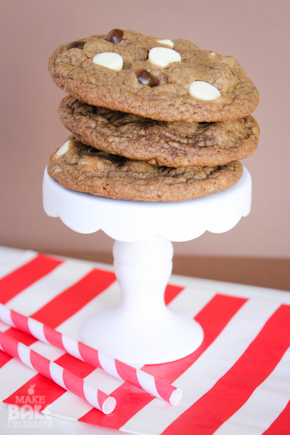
[48,29,259,123]
[59,96,259,167]
[47,137,243,202]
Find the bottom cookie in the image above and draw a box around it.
[47,137,243,202]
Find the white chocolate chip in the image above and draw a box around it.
[93,52,123,71]
[189,81,221,100]
[210,52,216,55]
[157,39,174,48]
[53,139,74,159]
[148,47,181,68]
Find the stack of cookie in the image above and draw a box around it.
[47,29,259,202]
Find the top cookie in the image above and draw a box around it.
[48,29,259,123]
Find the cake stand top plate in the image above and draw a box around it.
[43,166,251,243]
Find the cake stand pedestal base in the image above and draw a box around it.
[80,236,204,364]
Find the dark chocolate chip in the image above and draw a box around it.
[66,40,86,50]
[106,29,124,44]
[136,69,159,87]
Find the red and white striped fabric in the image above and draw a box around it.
[0,247,290,435]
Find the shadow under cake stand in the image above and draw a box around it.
[43,166,252,365]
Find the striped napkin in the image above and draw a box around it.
[0,247,289,435]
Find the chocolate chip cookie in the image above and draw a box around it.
[47,137,243,202]
[48,29,259,123]
[59,96,259,167]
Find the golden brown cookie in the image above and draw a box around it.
[59,96,259,167]
[48,29,259,122]
[47,137,243,202]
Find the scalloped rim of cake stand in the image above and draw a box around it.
[43,166,251,242]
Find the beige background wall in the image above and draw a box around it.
[0,0,289,259]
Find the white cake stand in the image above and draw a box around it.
[43,166,251,364]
